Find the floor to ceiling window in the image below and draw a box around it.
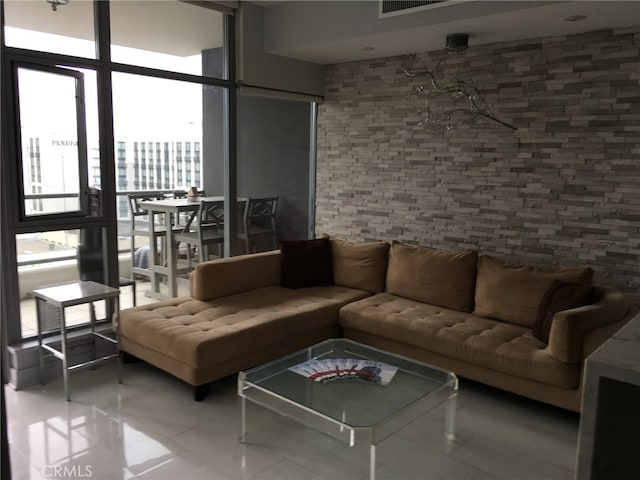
[1,1,233,342]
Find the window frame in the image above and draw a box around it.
[12,61,90,221]
[1,0,236,345]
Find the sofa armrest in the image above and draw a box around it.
[190,250,281,301]
[548,288,631,363]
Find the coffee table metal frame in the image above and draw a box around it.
[238,338,457,480]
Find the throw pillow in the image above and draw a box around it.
[280,237,334,289]
[533,280,594,344]
[329,237,390,293]
[473,255,594,328]
[385,241,478,312]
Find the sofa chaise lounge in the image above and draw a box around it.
[118,238,636,410]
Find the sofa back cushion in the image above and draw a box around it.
[474,255,594,328]
[385,241,478,312]
[330,238,390,293]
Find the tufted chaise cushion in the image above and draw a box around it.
[120,285,370,369]
[340,293,580,389]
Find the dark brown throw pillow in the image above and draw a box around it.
[533,280,594,344]
[280,237,334,289]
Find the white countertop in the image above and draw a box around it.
[587,310,640,385]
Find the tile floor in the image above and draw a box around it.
[5,359,580,480]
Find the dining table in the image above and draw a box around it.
[139,196,239,299]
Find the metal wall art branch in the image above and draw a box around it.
[402,61,517,131]
[402,33,518,132]
[46,0,69,12]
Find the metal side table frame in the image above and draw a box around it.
[34,281,122,401]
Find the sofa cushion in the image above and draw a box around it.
[330,237,389,293]
[280,238,334,289]
[533,280,595,344]
[385,241,478,312]
[474,255,594,328]
[190,250,281,301]
[120,285,370,369]
[340,293,580,389]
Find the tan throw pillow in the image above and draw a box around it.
[473,255,594,328]
[386,241,478,312]
[330,237,390,293]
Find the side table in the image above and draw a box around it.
[33,281,122,401]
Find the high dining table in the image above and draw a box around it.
[139,196,244,299]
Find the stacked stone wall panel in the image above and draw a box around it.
[316,29,640,301]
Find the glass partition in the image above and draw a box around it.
[3,0,96,58]
[110,0,225,78]
[16,229,119,338]
[237,94,316,252]
[113,73,225,297]
[2,1,233,343]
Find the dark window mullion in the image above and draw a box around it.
[94,0,119,288]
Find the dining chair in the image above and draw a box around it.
[128,193,168,281]
[238,196,279,253]
[173,199,220,265]
[175,199,249,265]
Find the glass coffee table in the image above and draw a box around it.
[238,338,457,480]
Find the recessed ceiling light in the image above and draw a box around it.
[565,15,587,22]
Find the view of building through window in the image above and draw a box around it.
[7,5,220,336]
[13,27,205,216]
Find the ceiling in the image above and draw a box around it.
[256,0,640,64]
[4,1,638,64]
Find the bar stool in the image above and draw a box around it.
[128,193,168,281]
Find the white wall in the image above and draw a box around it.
[237,2,325,96]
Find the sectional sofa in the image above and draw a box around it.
[118,237,636,410]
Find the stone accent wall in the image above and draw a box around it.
[316,28,640,301]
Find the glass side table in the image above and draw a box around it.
[33,281,122,401]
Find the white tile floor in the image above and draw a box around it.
[5,359,580,480]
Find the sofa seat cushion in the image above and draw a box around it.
[120,286,370,369]
[340,293,580,389]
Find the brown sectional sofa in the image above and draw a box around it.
[119,250,370,399]
[119,238,635,410]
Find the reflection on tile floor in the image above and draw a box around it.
[5,360,580,480]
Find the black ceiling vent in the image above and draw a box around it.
[446,33,469,53]
[380,0,448,17]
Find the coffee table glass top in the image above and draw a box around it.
[239,338,457,446]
